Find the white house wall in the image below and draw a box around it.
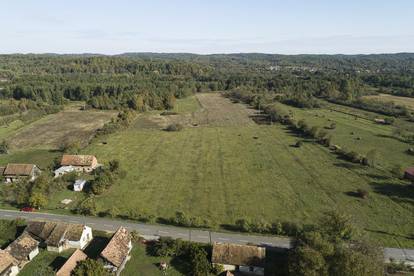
[28,247,39,260]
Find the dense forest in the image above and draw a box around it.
[0,53,413,112]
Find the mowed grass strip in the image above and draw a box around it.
[85,123,414,247]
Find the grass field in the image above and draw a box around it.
[77,94,414,247]
[281,101,414,170]
[7,108,116,150]
[0,94,413,248]
[363,93,414,110]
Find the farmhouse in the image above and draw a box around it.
[60,154,99,173]
[404,167,414,181]
[0,250,19,276]
[5,232,39,267]
[25,221,92,253]
[100,227,132,275]
[56,249,88,276]
[212,243,266,276]
[2,163,41,183]
[73,179,86,192]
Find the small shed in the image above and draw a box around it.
[73,180,86,192]
[404,167,414,181]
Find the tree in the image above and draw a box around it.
[29,192,48,209]
[108,159,120,173]
[319,211,356,242]
[330,241,384,276]
[189,245,211,276]
[73,259,108,276]
[0,140,9,154]
[289,245,328,276]
[31,263,54,276]
[77,198,98,216]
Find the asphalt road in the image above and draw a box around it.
[0,209,292,249]
[1,209,413,264]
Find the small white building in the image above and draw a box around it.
[73,179,86,192]
[0,250,19,276]
[54,166,75,178]
[212,243,266,276]
[5,232,40,269]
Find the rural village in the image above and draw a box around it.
[1,1,414,275]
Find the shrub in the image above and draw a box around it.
[165,123,184,132]
[295,141,303,148]
[356,189,369,199]
[0,140,9,154]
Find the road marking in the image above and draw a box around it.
[104,224,112,227]
[177,233,187,236]
[197,236,208,239]
[159,231,169,234]
[238,240,249,243]
[88,222,96,225]
[261,242,273,245]
[217,238,229,241]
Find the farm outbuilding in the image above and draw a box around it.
[2,163,41,183]
[54,165,75,178]
[212,243,266,276]
[73,179,86,192]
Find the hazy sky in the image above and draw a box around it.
[1,0,413,54]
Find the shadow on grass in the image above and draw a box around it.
[333,162,360,169]
[364,228,414,240]
[83,236,110,259]
[344,191,362,198]
[50,256,68,271]
[370,182,414,205]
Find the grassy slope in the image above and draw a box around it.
[79,96,414,247]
